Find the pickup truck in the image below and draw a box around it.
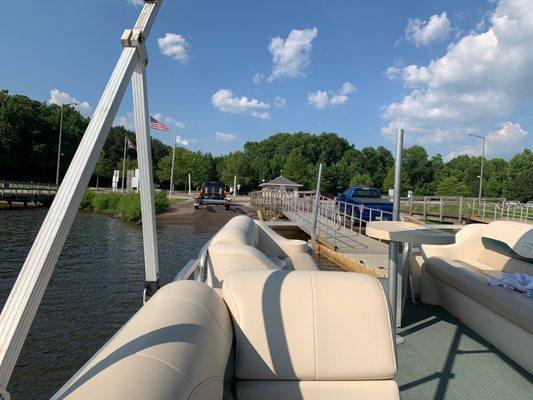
[335,187,393,222]
[194,182,231,210]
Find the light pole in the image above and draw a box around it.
[56,102,77,185]
[468,133,486,199]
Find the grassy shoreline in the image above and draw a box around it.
[80,191,169,220]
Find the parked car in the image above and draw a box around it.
[335,186,393,222]
[194,182,231,210]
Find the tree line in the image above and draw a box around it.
[1,90,531,201]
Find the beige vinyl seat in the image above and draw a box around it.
[420,221,533,373]
[208,216,318,287]
[53,281,234,400]
[222,270,399,400]
[54,270,398,399]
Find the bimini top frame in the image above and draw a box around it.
[0,1,164,396]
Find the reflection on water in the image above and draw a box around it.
[0,208,220,399]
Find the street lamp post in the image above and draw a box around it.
[468,134,486,199]
[56,102,77,185]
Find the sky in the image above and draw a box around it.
[1,0,532,160]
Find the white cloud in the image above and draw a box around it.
[339,82,356,95]
[253,73,263,85]
[405,12,451,46]
[49,89,92,117]
[267,28,318,82]
[382,0,533,158]
[308,81,357,109]
[445,122,527,160]
[114,111,135,130]
[251,111,270,120]
[215,132,237,142]
[153,112,186,129]
[274,96,286,107]
[211,89,270,119]
[127,0,144,6]
[157,33,189,64]
[308,90,329,110]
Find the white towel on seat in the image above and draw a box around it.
[488,273,533,297]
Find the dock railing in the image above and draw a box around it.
[251,191,394,248]
[400,196,531,223]
[0,181,57,206]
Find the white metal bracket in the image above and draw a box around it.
[121,29,148,65]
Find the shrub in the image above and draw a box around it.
[80,191,95,210]
[154,191,169,214]
[80,190,169,220]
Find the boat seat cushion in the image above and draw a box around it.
[424,256,533,334]
[53,281,233,400]
[222,270,396,381]
[211,215,259,248]
[208,244,280,288]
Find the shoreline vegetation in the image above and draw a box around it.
[80,191,169,221]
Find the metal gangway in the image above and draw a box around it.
[251,191,391,260]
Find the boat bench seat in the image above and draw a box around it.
[420,221,533,373]
[53,281,234,400]
[424,257,533,334]
[54,270,398,399]
[222,270,399,400]
[208,216,318,287]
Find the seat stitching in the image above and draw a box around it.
[309,271,318,380]
[134,352,194,388]
[151,296,232,341]
[188,376,224,400]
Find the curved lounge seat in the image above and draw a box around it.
[208,216,318,287]
[52,281,233,400]
[420,221,533,373]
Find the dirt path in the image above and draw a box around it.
[156,198,258,226]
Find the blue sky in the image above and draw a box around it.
[1,0,532,159]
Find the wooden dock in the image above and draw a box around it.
[0,181,57,208]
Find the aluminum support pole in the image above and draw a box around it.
[234,175,237,199]
[169,132,176,198]
[121,134,127,191]
[0,0,163,390]
[55,105,64,186]
[188,173,192,197]
[132,61,160,301]
[311,163,323,252]
[389,128,403,336]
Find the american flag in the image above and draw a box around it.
[150,116,170,131]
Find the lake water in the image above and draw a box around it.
[0,208,220,399]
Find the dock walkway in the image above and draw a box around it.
[249,191,391,276]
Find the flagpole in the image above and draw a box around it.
[121,134,127,192]
[169,132,176,198]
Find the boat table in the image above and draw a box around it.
[366,221,455,341]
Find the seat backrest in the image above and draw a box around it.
[211,215,259,248]
[53,281,233,400]
[477,221,533,273]
[222,270,398,399]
